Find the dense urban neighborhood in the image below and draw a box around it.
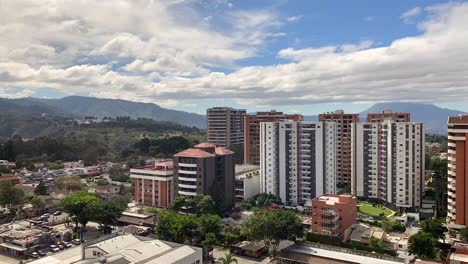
[0,107,464,264]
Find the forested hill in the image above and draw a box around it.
[26,96,207,128]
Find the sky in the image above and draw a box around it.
[1,0,468,115]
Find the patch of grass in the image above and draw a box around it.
[358,202,393,217]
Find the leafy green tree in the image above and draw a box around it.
[460,227,468,242]
[202,232,217,257]
[217,252,238,264]
[56,176,82,191]
[30,197,45,215]
[420,218,446,240]
[93,198,127,229]
[0,181,25,218]
[156,210,198,243]
[222,226,245,245]
[171,195,217,216]
[382,220,406,233]
[34,180,48,195]
[430,158,448,216]
[198,214,222,238]
[244,209,303,257]
[408,231,437,259]
[61,192,101,229]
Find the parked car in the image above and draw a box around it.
[57,244,65,250]
[42,213,51,218]
[71,239,81,245]
[49,245,59,253]
[53,211,62,216]
[30,252,39,259]
[64,242,73,248]
[37,250,47,256]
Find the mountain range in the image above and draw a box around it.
[0,96,465,136]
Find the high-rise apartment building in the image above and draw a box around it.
[130,160,174,208]
[207,107,246,147]
[311,194,357,237]
[351,121,424,208]
[319,110,359,185]
[260,121,337,206]
[173,142,235,209]
[367,109,410,123]
[447,115,468,225]
[244,110,303,165]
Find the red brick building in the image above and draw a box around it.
[244,111,303,165]
[130,160,174,208]
[319,110,359,184]
[366,109,410,123]
[311,194,357,237]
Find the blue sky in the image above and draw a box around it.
[1,0,468,115]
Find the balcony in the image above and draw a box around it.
[179,169,197,175]
[179,184,197,189]
[178,163,197,168]
[179,190,197,196]
[179,176,197,182]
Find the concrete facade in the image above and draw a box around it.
[244,110,303,165]
[130,160,174,208]
[311,194,357,237]
[260,121,337,206]
[173,143,235,209]
[206,107,246,147]
[351,121,425,208]
[319,110,359,185]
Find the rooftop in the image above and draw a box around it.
[194,142,216,148]
[235,164,260,176]
[133,160,174,171]
[449,115,468,124]
[174,148,214,158]
[314,194,355,205]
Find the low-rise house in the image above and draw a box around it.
[348,224,387,245]
[0,175,20,184]
[15,184,36,197]
[118,211,155,228]
[88,185,120,199]
[230,241,265,258]
[386,234,410,251]
[64,160,84,169]
[0,221,59,257]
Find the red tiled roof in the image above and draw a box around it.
[215,147,234,155]
[174,148,214,158]
[449,115,468,123]
[194,142,216,148]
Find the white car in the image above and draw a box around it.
[49,245,59,253]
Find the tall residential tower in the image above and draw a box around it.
[244,110,303,165]
[319,110,359,185]
[447,115,468,225]
[260,121,337,206]
[351,121,424,208]
[206,107,246,147]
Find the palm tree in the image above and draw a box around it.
[218,252,238,264]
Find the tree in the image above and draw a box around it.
[430,158,448,217]
[171,195,217,216]
[201,232,217,257]
[382,220,405,233]
[156,210,198,243]
[61,192,101,229]
[56,176,82,191]
[93,198,127,229]
[244,209,303,257]
[34,180,48,195]
[222,226,245,245]
[0,181,25,219]
[420,218,446,240]
[408,231,437,259]
[460,227,468,242]
[217,252,238,264]
[30,197,45,215]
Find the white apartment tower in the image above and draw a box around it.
[351,121,424,208]
[260,121,337,206]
